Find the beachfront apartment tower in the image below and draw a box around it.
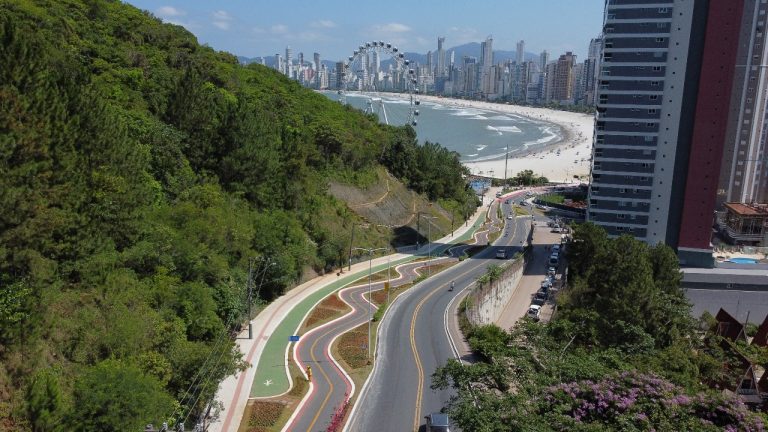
[716,0,768,206]
[552,52,576,103]
[588,0,762,267]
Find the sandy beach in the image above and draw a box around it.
[383,93,595,183]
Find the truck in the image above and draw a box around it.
[496,249,507,259]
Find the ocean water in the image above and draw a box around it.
[321,91,563,163]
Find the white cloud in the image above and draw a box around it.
[270,24,289,34]
[212,10,232,31]
[371,22,411,33]
[212,10,232,21]
[311,19,336,29]
[252,26,266,34]
[156,6,184,17]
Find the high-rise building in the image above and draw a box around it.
[572,62,585,104]
[335,61,345,89]
[717,0,768,206]
[584,36,603,105]
[539,50,549,71]
[437,36,446,78]
[516,40,525,65]
[427,50,433,77]
[588,0,765,267]
[274,53,282,73]
[313,52,321,88]
[480,36,494,95]
[285,46,293,77]
[552,52,575,103]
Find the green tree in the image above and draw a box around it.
[70,360,174,432]
[26,369,67,432]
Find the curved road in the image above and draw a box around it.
[284,205,500,431]
[347,190,535,432]
[288,259,447,431]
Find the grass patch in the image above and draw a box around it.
[538,193,565,205]
[350,269,392,286]
[513,205,529,216]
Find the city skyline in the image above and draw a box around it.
[124,0,604,61]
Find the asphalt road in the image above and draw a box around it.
[286,205,500,431]
[288,258,451,431]
[347,190,534,432]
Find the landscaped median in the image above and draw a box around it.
[247,209,487,401]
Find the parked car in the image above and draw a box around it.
[547,266,556,276]
[425,413,451,432]
[527,305,542,321]
[552,244,561,253]
[507,214,514,220]
[541,279,552,290]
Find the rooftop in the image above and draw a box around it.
[724,202,768,216]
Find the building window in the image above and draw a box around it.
[642,163,651,168]
[617,226,625,231]
[646,122,654,127]
[648,109,657,114]
[652,66,662,71]
[617,214,626,219]
[618,201,626,207]
[659,7,668,13]
[650,95,658,100]
[655,37,664,42]
[620,188,627,193]
[644,136,654,142]
[651,81,660,86]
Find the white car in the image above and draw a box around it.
[527,305,542,321]
[507,214,514,220]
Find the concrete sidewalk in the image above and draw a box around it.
[209,201,491,432]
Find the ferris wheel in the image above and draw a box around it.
[339,41,420,127]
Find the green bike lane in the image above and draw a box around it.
[249,209,488,398]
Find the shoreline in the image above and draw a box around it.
[373,91,595,182]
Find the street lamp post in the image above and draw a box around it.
[375,224,396,305]
[352,246,388,359]
[419,214,437,276]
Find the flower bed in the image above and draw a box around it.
[246,401,285,431]
[305,294,348,328]
[337,323,369,369]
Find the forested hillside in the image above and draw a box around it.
[0,0,476,430]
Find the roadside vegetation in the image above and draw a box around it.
[0,1,478,430]
[434,223,768,431]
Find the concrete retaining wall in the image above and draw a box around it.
[465,251,529,326]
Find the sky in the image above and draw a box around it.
[125,1,605,61]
